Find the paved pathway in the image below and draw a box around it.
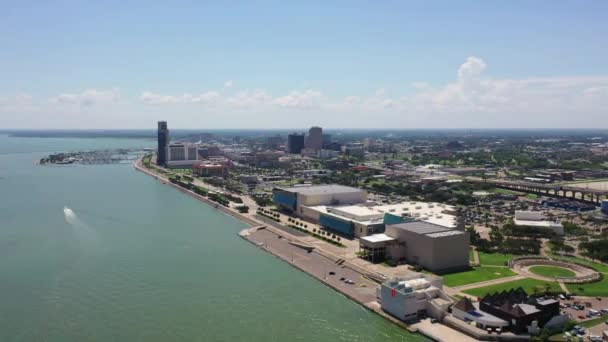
[412,319,478,342]
[558,281,569,293]
[472,248,480,265]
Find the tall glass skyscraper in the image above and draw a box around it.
[157,121,170,166]
[287,133,305,154]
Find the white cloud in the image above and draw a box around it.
[225,89,271,108]
[457,56,487,80]
[9,57,607,128]
[271,90,322,109]
[140,91,180,104]
[131,60,608,127]
[192,91,220,104]
[140,91,220,105]
[51,88,120,106]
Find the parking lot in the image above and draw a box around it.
[560,296,608,321]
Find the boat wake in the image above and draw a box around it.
[63,206,98,248]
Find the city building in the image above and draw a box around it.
[343,144,365,158]
[197,145,221,159]
[451,297,509,331]
[254,151,283,168]
[322,133,332,149]
[287,133,305,154]
[192,162,227,177]
[513,211,564,235]
[300,147,318,157]
[305,126,323,151]
[157,121,169,166]
[318,149,339,159]
[238,175,259,185]
[359,221,469,272]
[273,184,367,215]
[301,201,460,238]
[267,135,283,149]
[452,288,564,334]
[166,143,199,168]
[378,274,454,322]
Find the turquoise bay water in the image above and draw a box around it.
[0,134,424,341]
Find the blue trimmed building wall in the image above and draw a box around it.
[319,214,355,237]
[273,190,297,212]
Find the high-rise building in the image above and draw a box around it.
[157,121,169,166]
[267,135,283,149]
[166,143,200,168]
[287,133,305,154]
[305,126,323,151]
[322,133,332,149]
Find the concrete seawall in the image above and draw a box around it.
[238,226,418,335]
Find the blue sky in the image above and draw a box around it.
[1,1,608,128]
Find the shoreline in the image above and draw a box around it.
[132,159,451,341]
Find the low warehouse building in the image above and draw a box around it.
[272,185,367,215]
[300,201,460,238]
[514,211,564,235]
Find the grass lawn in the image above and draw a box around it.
[492,188,518,195]
[442,266,517,287]
[566,277,608,297]
[463,278,562,298]
[529,265,575,278]
[550,255,608,273]
[477,251,512,266]
[526,193,539,199]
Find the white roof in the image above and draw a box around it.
[426,230,465,238]
[361,234,395,243]
[514,219,562,228]
[306,200,457,228]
